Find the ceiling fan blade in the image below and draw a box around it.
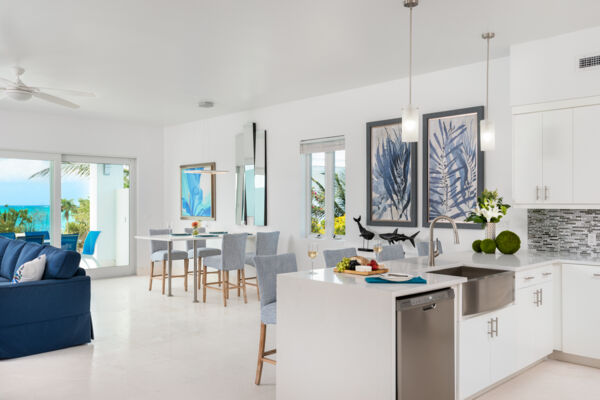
[33,92,80,109]
[34,87,95,97]
[0,77,16,87]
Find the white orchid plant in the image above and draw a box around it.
[466,189,510,225]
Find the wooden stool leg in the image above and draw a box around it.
[218,271,222,287]
[198,258,202,289]
[202,265,208,303]
[237,270,241,297]
[161,260,166,295]
[149,261,154,291]
[241,269,248,304]
[222,271,228,307]
[255,322,267,385]
[257,281,261,301]
[184,259,189,292]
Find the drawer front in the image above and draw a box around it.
[515,265,554,290]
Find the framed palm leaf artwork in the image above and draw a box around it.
[366,118,417,227]
[180,162,216,221]
[422,107,484,229]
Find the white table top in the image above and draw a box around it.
[135,233,253,242]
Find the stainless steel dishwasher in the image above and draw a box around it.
[396,288,455,400]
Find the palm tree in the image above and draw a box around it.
[29,162,90,179]
[61,199,77,224]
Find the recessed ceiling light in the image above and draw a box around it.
[198,100,215,108]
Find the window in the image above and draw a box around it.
[301,137,345,238]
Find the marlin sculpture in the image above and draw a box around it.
[379,229,420,247]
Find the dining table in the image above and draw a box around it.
[134,232,253,302]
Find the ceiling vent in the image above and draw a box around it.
[578,54,600,70]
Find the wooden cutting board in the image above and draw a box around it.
[333,267,389,276]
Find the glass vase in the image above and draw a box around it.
[485,222,497,240]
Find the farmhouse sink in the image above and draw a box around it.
[430,266,515,316]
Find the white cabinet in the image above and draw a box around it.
[459,306,517,399]
[562,264,600,359]
[513,109,573,205]
[516,281,554,370]
[573,105,600,203]
[513,113,542,203]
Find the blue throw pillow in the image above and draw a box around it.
[16,242,44,270]
[0,237,10,269]
[40,246,81,279]
[0,240,26,280]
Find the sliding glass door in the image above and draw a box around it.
[0,150,135,278]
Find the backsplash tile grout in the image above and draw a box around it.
[528,209,600,255]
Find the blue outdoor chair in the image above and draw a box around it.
[61,234,79,251]
[25,231,50,241]
[82,231,101,255]
[23,234,45,244]
[0,233,16,240]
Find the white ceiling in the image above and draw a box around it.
[0,0,598,126]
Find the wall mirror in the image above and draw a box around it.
[235,122,267,226]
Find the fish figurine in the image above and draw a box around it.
[379,229,420,247]
[353,216,375,241]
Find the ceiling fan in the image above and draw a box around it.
[0,66,95,109]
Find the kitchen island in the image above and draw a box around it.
[276,250,600,400]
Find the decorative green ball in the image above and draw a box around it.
[496,230,521,255]
[481,239,497,254]
[472,240,482,253]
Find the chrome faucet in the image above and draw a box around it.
[428,215,460,267]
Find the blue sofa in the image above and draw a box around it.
[0,236,93,359]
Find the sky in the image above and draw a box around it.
[0,158,89,205]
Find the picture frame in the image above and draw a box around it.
[366,118,418,227]
[422,106,484,229]
[180,162,216,221]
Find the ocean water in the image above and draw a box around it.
[0,205,68,232]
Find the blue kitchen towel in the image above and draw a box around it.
[365,276,427,284]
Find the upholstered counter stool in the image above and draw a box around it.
[148,228,190,294]
[185,228,222,294]
[323,247,357,268]
[244,231,280,300]
[377,244,406,262]
[254,253,298,385]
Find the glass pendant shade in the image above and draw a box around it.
[480,119,495,151]
[402,105,420,142]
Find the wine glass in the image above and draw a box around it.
[307,243,318,275]
[373,240,383,262]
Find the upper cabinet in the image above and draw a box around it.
[513,104,600,207]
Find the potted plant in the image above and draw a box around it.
[465,189,510,240]
[191,221,199,236]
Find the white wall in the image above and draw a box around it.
[0,109,164,274]
[164,57,527,268]
[511,26,600,106]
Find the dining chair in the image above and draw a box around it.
[417,239,443,257]
[82,231,101,255]
[245,231,280,299]
[185,227,222,289]
[323,247,357,268]
[377,244,406,262]
[254,253,298,385]
[148,228,190,294]
[25,231,50,241]
[0,232,16,240]
[203,233,248,307]
[61,234,79,251]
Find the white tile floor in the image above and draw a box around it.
[1,276,599,400]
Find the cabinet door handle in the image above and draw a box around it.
[540,288,543,306]
[494,317,499,337]
[536,186,541,201]
[524,276,535,281]
[542,272,552,277]
[593,273,600,278]
[544,186,549,200]
[488,319,494,338]
[534,289,540,306]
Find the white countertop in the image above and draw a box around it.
[280,249,600,298]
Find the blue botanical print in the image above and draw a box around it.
[181,167,212,218]
[371,125,412,221]
[428,114,478,221]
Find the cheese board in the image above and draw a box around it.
[333,267,389,276]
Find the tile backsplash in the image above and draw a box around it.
[528,209,600,255]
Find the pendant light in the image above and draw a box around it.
[402,0,419,143]
[480,32,495,151]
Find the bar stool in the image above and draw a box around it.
[185,228,222,291]
[148,228,190,294]
[377,244,406,262]
[245,231,280,299]
[323,247,357,268]
[254,253,298,385]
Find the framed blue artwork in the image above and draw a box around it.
[180,162,216,221]
[423,106,484,229]
[366,118,417,227]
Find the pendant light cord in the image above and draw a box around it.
[409,7,413,105]
[485,36,490,120]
